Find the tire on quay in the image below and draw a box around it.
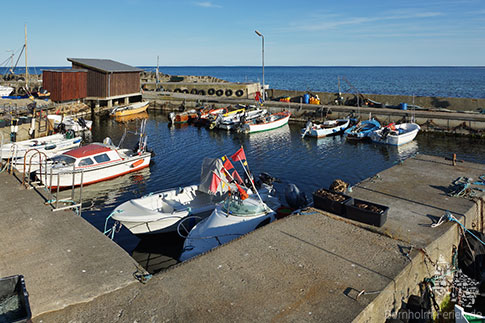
[225,89,233,97]
[173,88,181,93]
[216,89,223,96]
[235,90,244,97]
[190,88,198,95]
[208,88,215,95]
[182,89,189,94]
[198,89,206,96]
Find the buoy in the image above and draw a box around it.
[131,159,144,168]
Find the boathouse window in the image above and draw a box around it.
[94,153,111,163]
[79,158,94,166]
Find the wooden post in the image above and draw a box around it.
[452,153,456,166]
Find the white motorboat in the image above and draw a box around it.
[218,107,267,130]
[239,111,291,133]
[301,118,350,139]
[47,115,92,134]
[111,157,230,235]
[179,193,279,262]
[0,85,14,97]
[0,133,82,160]
[369,123,420,146]
[36,140,151,189]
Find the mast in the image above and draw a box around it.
[24,24,28,89]
[156,56,159,89]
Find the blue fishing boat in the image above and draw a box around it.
[344,119,381,141]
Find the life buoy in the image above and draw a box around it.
[208,89,215,95]
[190,88,198,95]
[235,90,244,97]
[131,159,144,168]
[216,89,223,96]
[225,89,233,97]
[198,89,206,96]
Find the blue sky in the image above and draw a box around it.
[2,0,484,66]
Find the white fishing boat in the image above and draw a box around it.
[301,118,350,139]
[111,158,230,235]
[369,123,420,146]
[218,107,267,130]
[239,111,291,133]
[47,115,92,134]
[0,133,82,160]
[0,85,14,97]
[179,193,279,262]
[36,121,151,188]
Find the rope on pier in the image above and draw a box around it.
[432,211,485,247]
[104,209,123,239]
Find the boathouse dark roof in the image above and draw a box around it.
[67,58,142,74]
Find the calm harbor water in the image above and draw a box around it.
[64,112,485,273]
[5,66,485,99]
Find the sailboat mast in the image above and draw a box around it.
[24,24,28,89]
[156,56,159,89]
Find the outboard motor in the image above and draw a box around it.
[285,184,308,210]
[258,172,276,186]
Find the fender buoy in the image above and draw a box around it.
[131,159,144,168]
[225,89,233,97]
[235,90,244,97]
[216,89,223,96]
[190,88,198,95]
[198,89,206,96]
[208,88,215,95]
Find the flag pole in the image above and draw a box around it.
[238,159,266,208]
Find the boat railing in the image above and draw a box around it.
[46,164,85,215]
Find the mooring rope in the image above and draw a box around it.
[431,211,485,247]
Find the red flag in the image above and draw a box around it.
[232,170,244,185]
[222,156,234,171]
[235,183,249,200]
[209,172,221,193]
[231,147,246,162]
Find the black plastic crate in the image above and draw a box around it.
[0,275,31,323]
[344,198,389,227]
[312,188,353,216]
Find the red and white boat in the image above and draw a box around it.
[36,142,151,189]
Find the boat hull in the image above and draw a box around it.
[241,112,290,133]
[305,119,350,138]
[112,102,149,117]
[370,123,420,146]
[1,134,82,160]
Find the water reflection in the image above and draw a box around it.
[114,111,149,123]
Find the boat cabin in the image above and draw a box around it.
[51,144,121,168]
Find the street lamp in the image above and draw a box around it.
[255,30,264,101]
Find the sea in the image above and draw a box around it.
[3,66,485,98]
[13,66,485,272]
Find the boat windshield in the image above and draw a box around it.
[51,155,76,166]
[222,197,266,217]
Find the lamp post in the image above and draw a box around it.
[255,30,264,101]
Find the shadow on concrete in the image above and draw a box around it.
[280,230,396,282]
[431,97,451,109]
[429,185,450,195]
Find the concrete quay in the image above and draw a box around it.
[28,154,484,322]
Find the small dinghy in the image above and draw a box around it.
[110,101,149,117]
[179,192,279,262]
[301,118,350,138]
[344,119,381,140]
[369,123,420,146]
[239,111,291,133]
[218,106,267,130]
[48,115,92,134]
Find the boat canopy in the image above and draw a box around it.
[198,158,230,195]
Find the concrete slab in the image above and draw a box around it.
[0,172,137,317]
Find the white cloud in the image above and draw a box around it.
[194,1,221,8]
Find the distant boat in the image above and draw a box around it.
[218,107,267,130]
[239,111,291,133]
[344,119,381,140]
[301,118,350,139]
[110,101,149,117]
[47,115,92,134]
[369,123,420,146]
